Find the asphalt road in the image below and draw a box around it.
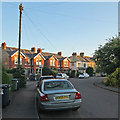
[2,77,118,119]
[38,77,118,119]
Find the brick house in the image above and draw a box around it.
[69,52,96,73]
[42,52,71,72]
[1,43,45,75]
[1,42,71,74]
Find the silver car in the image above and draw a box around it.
[56,73,69,80]
[36,79,82,111]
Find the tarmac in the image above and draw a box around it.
[1,78,119,120]
[93,79,119,94]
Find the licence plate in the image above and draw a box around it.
[56,96,69,100]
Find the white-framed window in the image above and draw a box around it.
[20,58,22,65]
[36,59,42,65]
[64,60,68,67]
[25,59,27,65]
[50,60,55,66]
[14,57,18,64]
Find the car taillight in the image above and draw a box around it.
[41,94,49,101]
[37,82,39,87]
[75,92,81,99]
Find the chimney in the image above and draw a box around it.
[1,42,6,49]
[58,52,62,56]
[72,52,77,56]
[37,48,42,53]
[80,52,84,57]
[31,47,36,53]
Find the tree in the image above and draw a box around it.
[86,67,94,76]
[7,65,26,88]
[94,37,120,75]
[42,66,58,78]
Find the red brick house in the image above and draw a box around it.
[1,42,45,75]
[1,42,71,74]
[42,52,71,72]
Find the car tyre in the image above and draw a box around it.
[72,107,80,111]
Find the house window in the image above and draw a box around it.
[64,61,68,67]
[78,63,81,67]
[20,58,22,65]
[28,59,30,65]
[71,62,74,66]
[14,57,22,64]
[84,63,86,68]
[36,59,42,65]
[14,57,18,64]
[25,59,27,65]
[50,60,55,66]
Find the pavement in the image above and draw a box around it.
[2,81,39,119]
[93,78,120,94]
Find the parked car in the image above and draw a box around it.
[83,73,90,78]
[101,73,107,77]
[78,73,89,79]
[78,73,85,79]
[36,75,54,87]
[36,79,82,111]
[56,73,69,80]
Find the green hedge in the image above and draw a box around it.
[2,72,13,85]
[2,65,13,86]
[7,65,26,88]
[42,66,58,78]
[104,68,120,87]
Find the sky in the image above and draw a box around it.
[2,2,118,57]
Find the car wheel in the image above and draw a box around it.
[72,107,80,111]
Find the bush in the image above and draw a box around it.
[2,72,13,85]
[2,65,13,86]
[19,75,26,88]
[104,68,120,87]
[86,67,94,77]
[7,65,26,88]
[42,66,58,78]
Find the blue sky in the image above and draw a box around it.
[2,2,118,57]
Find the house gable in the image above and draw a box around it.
[11,50,27,58]
[34,53,46,60]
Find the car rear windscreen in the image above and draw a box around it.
[40,77,54,81]
[44,81,74,91]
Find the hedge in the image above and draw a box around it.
[104,68,120,87]
[2,72,13,85]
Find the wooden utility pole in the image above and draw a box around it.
[18,3,24,65]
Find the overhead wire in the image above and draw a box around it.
[28,9,117,25]
[23,10,58,52]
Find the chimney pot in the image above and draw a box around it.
[1,42,6,49]
[37,48,42,53]
[31,47,36,53]
[58,52,62,56]
[72,52,77,56]
[80,52,84,57]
